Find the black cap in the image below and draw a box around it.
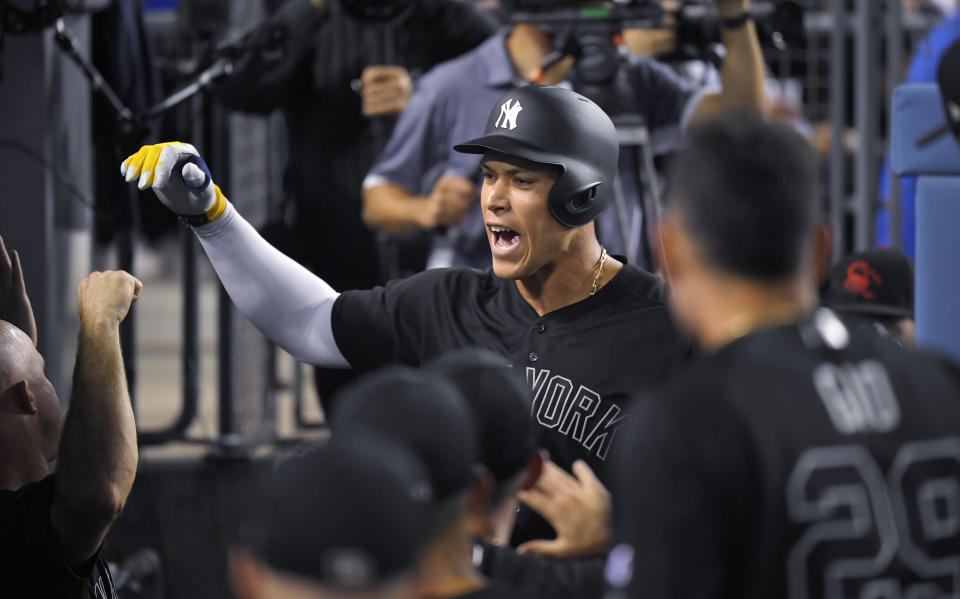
[821,248,914,318]
[427,348,536,482]
[255,436,432,589]
[331,366,479,502]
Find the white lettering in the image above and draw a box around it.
[495,99,523,130]
[813,360,902,434]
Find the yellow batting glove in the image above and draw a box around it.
[121,142,227,225]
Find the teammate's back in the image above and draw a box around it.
[615,310,960,599]
[605,113,960,599]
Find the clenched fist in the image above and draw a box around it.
[121,142,227,224]
[360,65,413,117]
[77,271,143,329]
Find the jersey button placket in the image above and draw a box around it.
[528,351,540,363]
[536,322,546,334]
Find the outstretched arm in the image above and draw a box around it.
[51,271,140,566]
[121,142,348,367]
[193,203,348,367]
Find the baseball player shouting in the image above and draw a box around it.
[121,85,689,543]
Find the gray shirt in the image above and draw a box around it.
[364,28,705,269]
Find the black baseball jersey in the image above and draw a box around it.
[0,476,118,599]
[332,264,689,479]
[606,309,960,599]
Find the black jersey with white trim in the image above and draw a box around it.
[607,309,960,599]
[332,264,690,481]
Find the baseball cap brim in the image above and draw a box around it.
[830,303,913,319]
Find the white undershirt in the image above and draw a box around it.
[193,203,349,368]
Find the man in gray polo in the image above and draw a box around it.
[361,0,766,269]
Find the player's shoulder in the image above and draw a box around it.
[923,350,960,384]
[883,341,960,393]
[610,263,669,308]
[598,264,688,350]
[839,315,960,381]
[716,312,960,397]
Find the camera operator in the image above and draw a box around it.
[216,0,495,409]
[360,0,764,271]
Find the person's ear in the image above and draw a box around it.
[812,221,833,286]
[520,449,547,491]
[228,548,265,599]
[654,218,684,282]
[465,466,495,536]
[4,381,38,415]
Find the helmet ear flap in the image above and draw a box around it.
[549,180,606,228]
[565,186,598,215]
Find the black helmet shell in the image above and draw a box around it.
[454,85,619,228]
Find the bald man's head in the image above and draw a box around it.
[0,321,37,389]
[0,320,61,464]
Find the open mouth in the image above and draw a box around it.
[490,225,522,249]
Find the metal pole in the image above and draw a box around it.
[136,77,204,446]
[828,0,847,259]
[853,0,879,251]
[885,0,904,249]
[206,61,236,440]
[218,283,234,438]
[138,225,201,445]
[117,217,136,409]
[181,228,200,431]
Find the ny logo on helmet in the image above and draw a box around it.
[495,99,523,130]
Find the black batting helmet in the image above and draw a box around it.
[454,85,619,228]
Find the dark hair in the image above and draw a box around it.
[664,112,819,280]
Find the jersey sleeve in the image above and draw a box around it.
[0,476,111,597]
[607,388,754,599]
[331,268,449,373]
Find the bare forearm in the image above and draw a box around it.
[362,184,428,235]
[53,319,137,563]
[718,21,766,114]
[691,14,766,123]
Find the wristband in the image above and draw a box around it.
[178,185,227,226]
[720,11,752,30]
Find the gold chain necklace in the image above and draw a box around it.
[589,246,608,296]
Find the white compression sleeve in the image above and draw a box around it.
[193,203,349,368]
